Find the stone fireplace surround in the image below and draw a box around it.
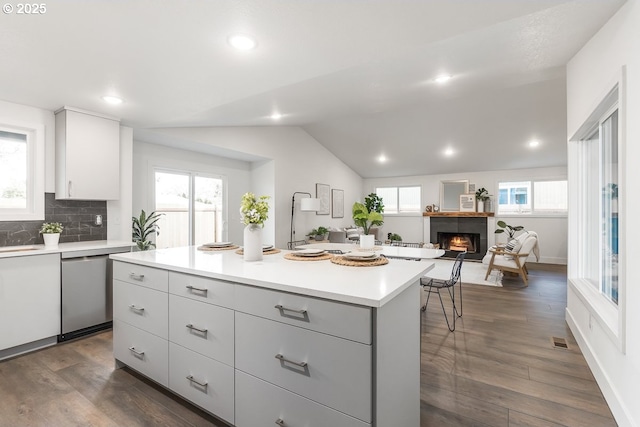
[423,212,493,261]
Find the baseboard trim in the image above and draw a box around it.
[565,308,636,427]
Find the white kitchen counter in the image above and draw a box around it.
[110,246,434,307]
[0,240,134,259]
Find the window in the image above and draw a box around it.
[375,186,421,214]
[0,123,44,221]
[497,180,567,215]
[154,169,225,248]
[577,109,619,305]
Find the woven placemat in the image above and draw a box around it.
[197,245,239,251]
[235,248,281,255]
[284,253,333,261]
[331,256,389,267]
[354,246,383,252]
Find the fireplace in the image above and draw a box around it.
[438,232,480,254]
[429,216,488,261]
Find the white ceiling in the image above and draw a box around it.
[0,0,625,178]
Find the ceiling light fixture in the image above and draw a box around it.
[101,95,123,105]
[270,112,282,120]
[378,154,387,163]
[434,74,452,84]
[528,140,540,148]
[228,34,257,51]
[444,147,455,157]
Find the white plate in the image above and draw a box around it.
[203,242,233,248]
[293,249,326,257]
[263,245,274,251]
[343,252,379,261]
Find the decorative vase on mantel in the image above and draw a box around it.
[243,224,263,262]
[477,200,485,213]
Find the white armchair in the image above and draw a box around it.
[483,231,539,285]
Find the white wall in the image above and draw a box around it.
[107,126,133,241]
[566,1,640,426]
[143,127,364,249]
[132,141,253,246]
[364,166,568,264]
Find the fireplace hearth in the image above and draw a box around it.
[430,216,488,260]
[438,232,480,254]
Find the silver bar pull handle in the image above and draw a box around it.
[274,304,307,315]
[129,304,145,312]
[275,419,285,426]
[275,353,308,368]
[129,346,144,357]
[186,375,208,390]
[186,285,208,294]
[186,323,208,335]
[68,180,73,197]
[130,273,145,281]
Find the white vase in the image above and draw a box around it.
[477,200,485,212]
[43,233,60,248]
[243,224,263,262]
[360,234,375,249]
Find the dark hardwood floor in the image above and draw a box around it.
[420,263,617,427]
[0,264,616,426]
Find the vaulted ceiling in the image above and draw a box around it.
[0,0,625,177]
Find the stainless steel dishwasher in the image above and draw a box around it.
[58,246,131,342]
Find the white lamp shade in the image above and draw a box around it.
[301,197,320,212]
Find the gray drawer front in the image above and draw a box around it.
[235,312,372,423]
[235,284,371,344]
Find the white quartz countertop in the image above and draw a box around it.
[0,240,134,259]
[110,246,434,308]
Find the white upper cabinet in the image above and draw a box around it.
[55,107,120,200]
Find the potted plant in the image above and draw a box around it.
[494,220,524,241]
[352,193,384,248]
[387,232,402,245]
[132,210,163,251]
[40,222,63,248]
[308,226,329,241]
[475,187,491,212]
[240,192,270,261]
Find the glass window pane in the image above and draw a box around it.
[376,187,397,214]
[155,171,190,249]
[399,186,421,212]
[534,181,568,212]
[194,176,224,246]
[601,110,618,304]
[497,181,531,214]
[0,130,28,210]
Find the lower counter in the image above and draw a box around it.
[111,247,429,426]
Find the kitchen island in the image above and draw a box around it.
[110,246,433,427]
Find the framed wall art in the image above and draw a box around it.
[459,194,476,212]
[332,189,344,218]
[316,183,330,215]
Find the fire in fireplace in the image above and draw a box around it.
[438,232,480,254]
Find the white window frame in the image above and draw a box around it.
[375,185,422,215]
[568,75,626,353]
[496,178,568,217]
[0,121,45,221]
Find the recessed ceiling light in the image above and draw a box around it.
[270,112,282,120]
[444,147,455,157]
[434,74,452,84]
[528,140,540,148]
[101,95,123,105]
[228,34,257,51]
[378,154,387,163]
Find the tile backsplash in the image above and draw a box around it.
[0,193,107,246]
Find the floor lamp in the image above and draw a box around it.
[289,192,321,249]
